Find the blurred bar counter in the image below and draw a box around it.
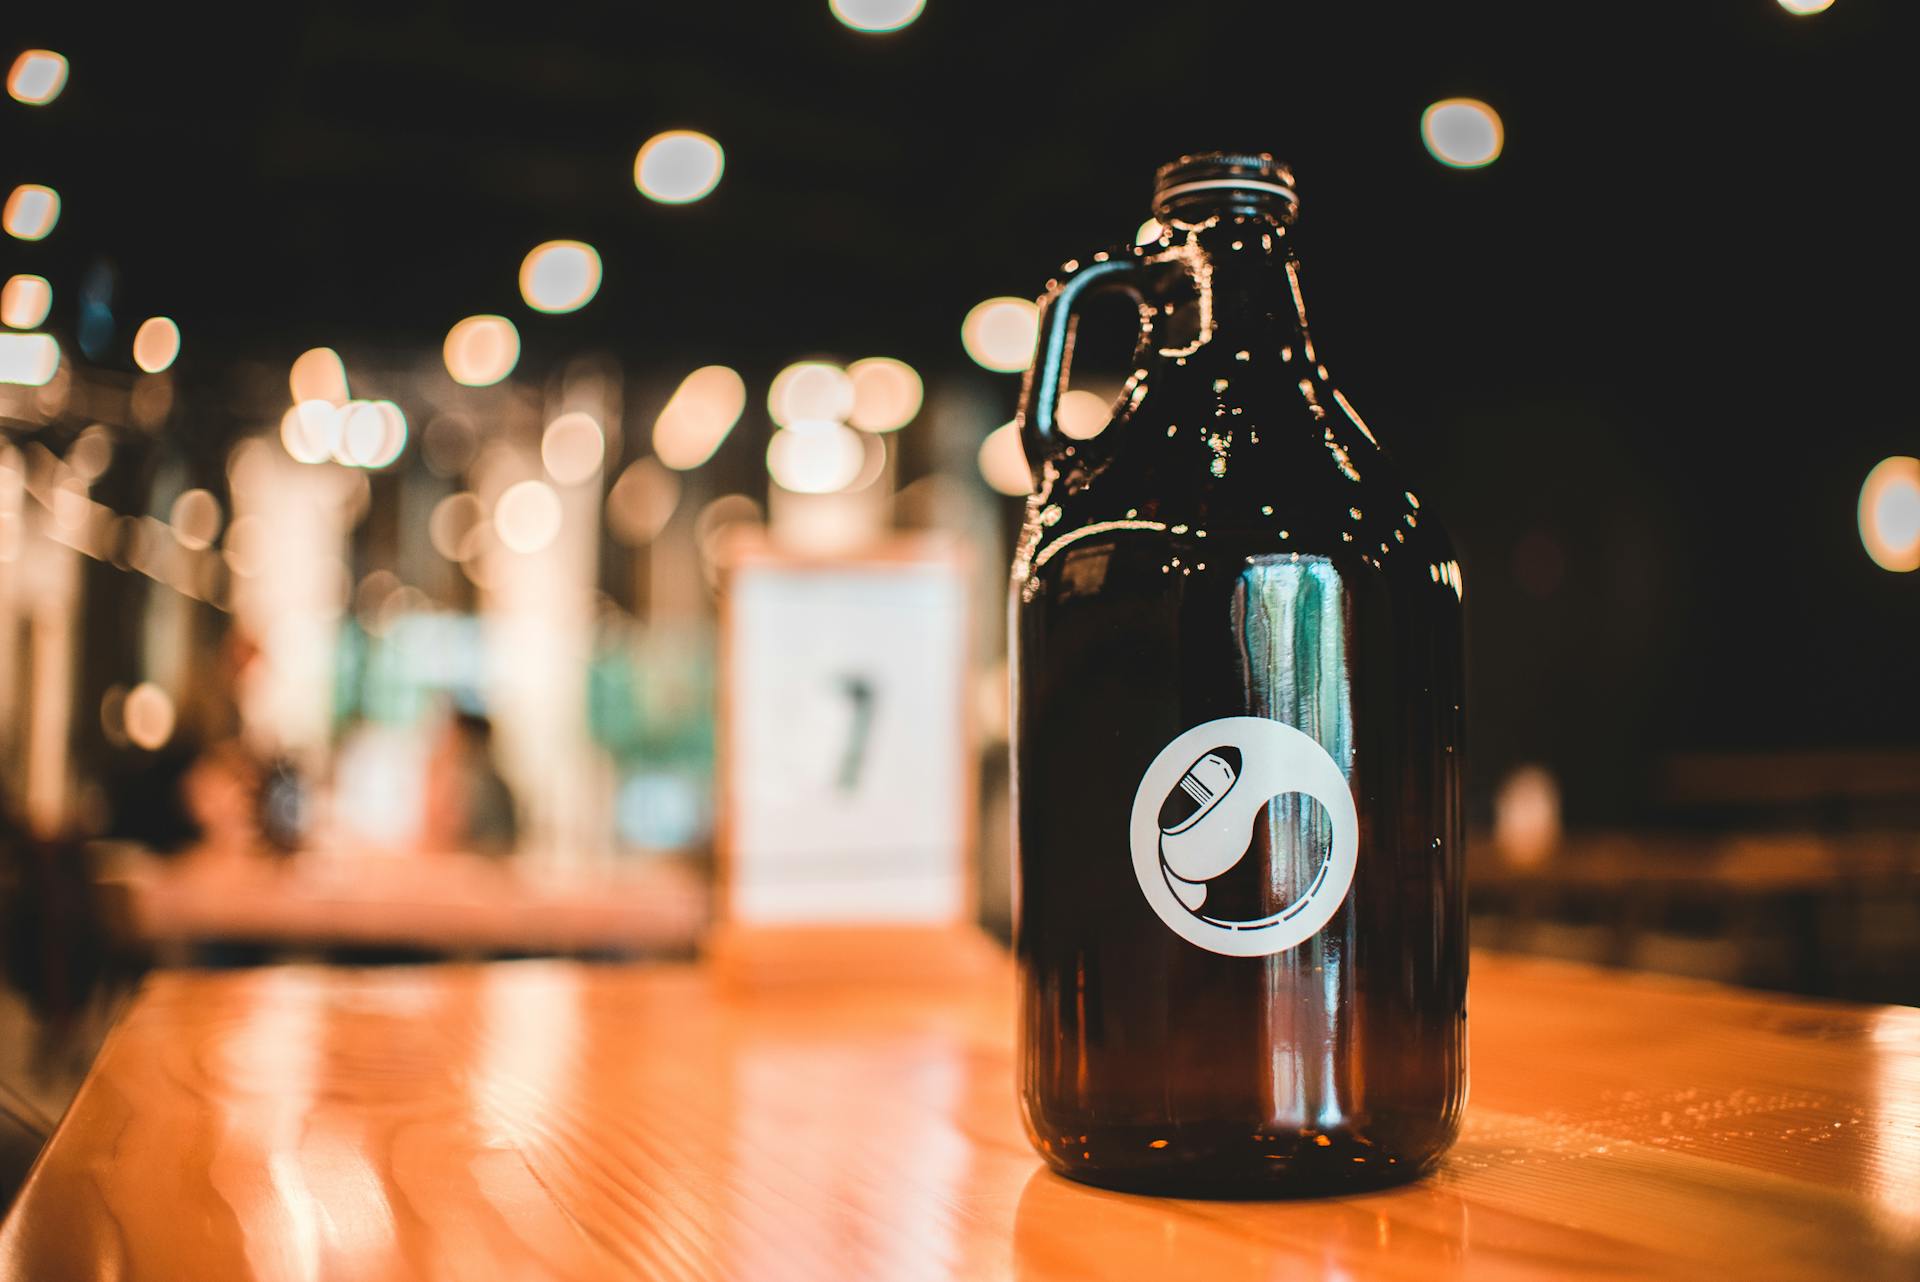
[3,952,1917,1280]
[1471,829,1920,1006]
[97,848,707,963]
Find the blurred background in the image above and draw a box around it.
[3,0,1918,1199]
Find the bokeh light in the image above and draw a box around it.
[1778,0,1834,13]
[829,0,925,33]
[847,357,923,432]
[962,296,1039,372]
[4,185,60,241]
[443,315,520,387]
[1859,455,1920,573]
[634,130,724,204]
[608,457,682,545]
[281,400,340,464]
[766,421,865,493]
[1057,388,1111,440]
[494,479,563,554]
[98,686,128,746]
[422,413,479,476]
[1494,764,1562,868]
[428,491,486,562]
[541,411,606,485]
[169,488,222,551]
[124,682,176,751]
[1422,99,1504,169]
[1135,218,1164,246]
[769,361,854,427]
[132,316,181,373]
[693,494,762,572]
[67,424,113,481]
[331,400,407,469]
[0,333,60,386]
[1,275,51,329]
[222,515,265,579]
[290,346,350,405]
[654,365,747,470]
[977,421,1031,496]
[371,401,408,468]
[845,430,888,493]
[519,241,602,314]
[7,50,68,106]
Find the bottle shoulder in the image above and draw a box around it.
[1021,343,1456,591]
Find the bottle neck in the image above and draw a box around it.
[1148,209,1309,351]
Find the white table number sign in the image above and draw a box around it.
[720,542,973,928]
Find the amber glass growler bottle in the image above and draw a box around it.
[1010,153,1466,1196]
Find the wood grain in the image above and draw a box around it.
[2,952,1916,1281]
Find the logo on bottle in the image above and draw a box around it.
[1129,716,1358,957]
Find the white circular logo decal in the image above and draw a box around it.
[1129,716,1359,957]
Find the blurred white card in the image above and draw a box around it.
[722,545,971,926]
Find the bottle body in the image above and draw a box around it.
[1011,159,1466,1195]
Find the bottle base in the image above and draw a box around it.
[1029,1123,1450,1199]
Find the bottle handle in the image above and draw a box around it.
[1016,252,1152,469]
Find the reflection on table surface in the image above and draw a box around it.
[2,951,1917,1281]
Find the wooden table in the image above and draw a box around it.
[3,952,1916,1280]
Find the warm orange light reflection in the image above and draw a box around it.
[847,357,923,432]
[4,185,60,241]
[1,275,51,329]
[133,316,181,373]
[1860,456,1920,573]
[766,421,865,493]
[290,346,350,405]
[768,361,854,427]
[541,411,605,485]
[443,315,519,386]
[962,297,1038,373]
[653,365,746,470]
[1422,99,1504,169]
[0,333,60,385]
[977,421,1031,496]
[1057,388,1111,440]
[7,50,68,106]
[634,131,724,204]
[494,479,563,554]
[518,241,602,313]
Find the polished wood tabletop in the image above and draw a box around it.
[3,951,1916,1281]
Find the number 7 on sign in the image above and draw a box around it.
[836,675,876,794]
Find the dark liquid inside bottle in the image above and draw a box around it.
[1011,154,1466,1196]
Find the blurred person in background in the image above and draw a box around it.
[167,741,274,887]
[418,707,518,858]
[107,626,304,861]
